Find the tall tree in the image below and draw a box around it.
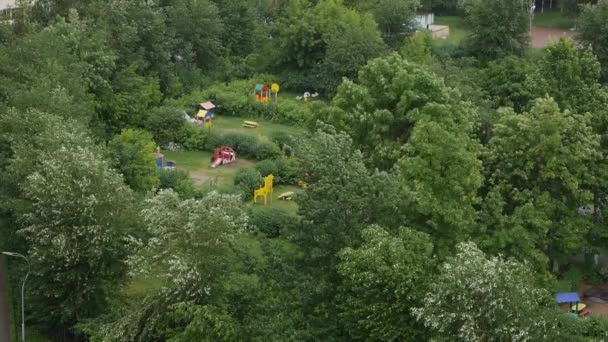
[460,0,531,59]
[481,98,601,272]
[19,145,136,333]
[400,116,482,254]
[338,225,434,341]
[293,128,408,338]
[272,0,387,94]
[108,129,160,192]
[87,190,248,341]
[167,0,225,71]
[578,0,608,80]
[328,53,478,170]
[414,242,558,341]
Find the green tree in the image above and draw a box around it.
[329,53,477,169]
[370,0,420,48]
[318,13,386,96]
[400,117,482,254]
[293,129,409,338]
[460,0,530,59]
[0,19,96,124]
[88,190,248,341]
[108,129,160,192]
[19,145,136,332]
[538,38,605,115]
[338,225,434,341]
[578,0,608,79]
[106,63,162,132]
[211,0,257,56]
[482,98,601,272]
[414,242,557,341]
[481,55,545,112]
[167,0,225,71]
[273,0,387,94]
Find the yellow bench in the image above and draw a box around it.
[242,120,258,128]
[277,192,295,201]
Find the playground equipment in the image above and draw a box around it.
[211,146,236,168]
[271,83,280,103]
[253,175,274,205]
[255,83,270,104]
[155,149,176,170]
[555,292,590,318]
[296,92,319,102]
[254,83,280,104]
[242,120,258,128]
[197,101,216,128]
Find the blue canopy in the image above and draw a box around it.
[555,292,580,303]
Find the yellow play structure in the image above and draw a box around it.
[253,175,274,205]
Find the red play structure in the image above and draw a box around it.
[211,146,236,168]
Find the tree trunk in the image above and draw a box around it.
[552,259,560,273]
[541,0,545,13]
[0,257,11,342]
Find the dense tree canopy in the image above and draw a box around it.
[3,1,608,340]
[461,0,531,59]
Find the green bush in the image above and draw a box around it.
[248,207,299,238]
[158,169,196,198]
[165,78,315,125]
[271,131,299,157]
[254,141,281,161]
[144,107,185,145]
[220,132,259,158]
[177,124,209,150]
[275,158,300,185]
[255,159,278,178]
[234,168,263,200]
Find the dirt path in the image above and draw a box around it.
[531,27,575,48]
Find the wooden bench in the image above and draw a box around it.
[242,120,258,128]
[278,192,295,201]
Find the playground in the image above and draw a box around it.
[161,102,303,214]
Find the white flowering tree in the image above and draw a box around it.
[19,145,136,328]
[338,225,434,341]
[413,242,557,342]
[134,190,248,298]
[86,190,249,341]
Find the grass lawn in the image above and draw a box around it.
[533,11,574,30]
[163,150,301,213]
[163,116,303,190]
[163,150,255,188]
[212,115,303,141]
[248,185,300,215]
[434,16,468,46]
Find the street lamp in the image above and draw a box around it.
[2,252,29,342]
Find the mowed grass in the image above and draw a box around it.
[533,11,574,30]
[163,150,255,188]
[248,185,300,215]
[163,116,303,190]
[212,115,303,140]
[434,16,468,46]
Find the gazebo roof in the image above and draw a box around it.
[200,101,216,110]
[555,292,580,303]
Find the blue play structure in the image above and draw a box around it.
[555,292,590,317]
[155,152,176,170]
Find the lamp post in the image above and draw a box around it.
[2,252,29,342]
